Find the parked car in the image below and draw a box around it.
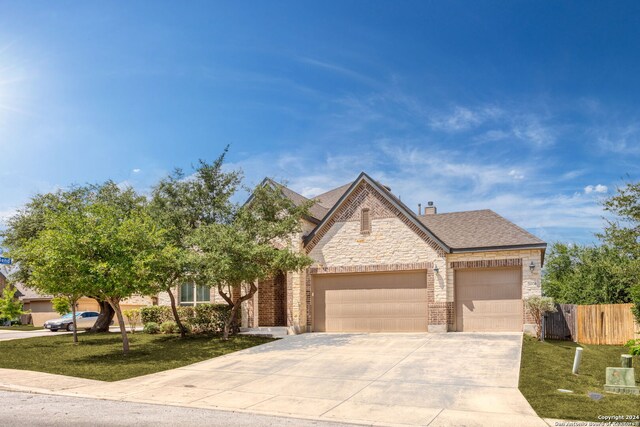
[43,311,100,332]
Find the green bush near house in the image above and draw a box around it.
[159,320,178,334]
[140,306,167,324]
[143,322,160,334]
[191,304,231,333]
[140,303,231,334]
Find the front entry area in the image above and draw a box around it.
[312,271,428,332]
[258,272,287,327]
[455,267,523,332]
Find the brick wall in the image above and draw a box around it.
[258,272,286,327]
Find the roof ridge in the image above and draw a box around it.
[423,208,492,216]
[265,178,312,201]
[313,182,351,197]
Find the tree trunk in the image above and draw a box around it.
[108,299,130,355]
[90,299,115,333]
[221,283,257,340]
[167,287,187,338]
[71,300,78,344]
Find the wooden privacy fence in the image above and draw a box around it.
[544,303,640,345]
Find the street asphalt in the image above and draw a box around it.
[0,390,351,427]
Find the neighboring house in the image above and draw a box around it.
[159,172,546,334]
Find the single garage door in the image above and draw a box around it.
[312,271,428,332]
[455,268,523,332]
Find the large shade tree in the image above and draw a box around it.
[147,148,241,337]
[5,182,164,354]
[1,188,115,332]
[189,181,313,339]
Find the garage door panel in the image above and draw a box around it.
[313,271,428,332]
[456,268,523,332]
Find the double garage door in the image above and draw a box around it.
[312,271,428,332]
[312,267,524,333]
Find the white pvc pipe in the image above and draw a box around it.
[572,347,583,375]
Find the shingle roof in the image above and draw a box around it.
[313,183,352,209]
[268,180,329,222]
[419,209,545,251]
[266,175,545,251]
[12,281,52,301]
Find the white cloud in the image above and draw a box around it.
[595,124,640,155]
[132,168,141,173]
[512,117,555,148]
[584,184,608,194]
[429,106,503,132]
[429,105,555,148]
[508,169,525,180]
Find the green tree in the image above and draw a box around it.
[147,148,241,337]
[51,297,71,316]
[7,182,164,354]
[1,188,116,332]
[76,183,165,354]
[0,287,28,324]
[189,181,313,339]
[600,181,640,322]
[8,187,92,342]
[542,242,635,305]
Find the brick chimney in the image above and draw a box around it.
[424,201,437,215]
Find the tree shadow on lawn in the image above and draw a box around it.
[73,333,273,366]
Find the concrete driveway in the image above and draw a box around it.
[66,333,545,426]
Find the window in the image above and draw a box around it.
[360,208,371,234]
[179,283,210,306]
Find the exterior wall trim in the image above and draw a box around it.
[449,258,523,269]
[309,262,433,275]
[450,243,547,253]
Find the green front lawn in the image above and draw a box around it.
[0,332,273,382]
[520,335,640,421]
[0,325,43,331]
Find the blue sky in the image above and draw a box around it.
[1,1,639,244]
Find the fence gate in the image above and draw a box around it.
[544,304,576,341]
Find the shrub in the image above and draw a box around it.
[626,339,640,356]
[140,306,167,324]
[190,303,230,334]
[160,320,179,334]
[143,322,160,334]
[525,296,556,340]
